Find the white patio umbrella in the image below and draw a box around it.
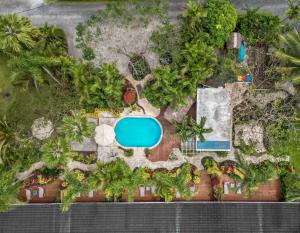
[94,124,115,146]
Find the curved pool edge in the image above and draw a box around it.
[113,116,163,149]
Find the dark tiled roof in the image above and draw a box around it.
[0,202,299,233]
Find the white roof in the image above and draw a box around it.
[196,88,232,142]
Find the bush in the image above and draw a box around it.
[236,8,281,46]
[123,90,137,106]
[124,149,134,157]
[128,54,151,80]
[82,46,95,61]
[202,0,237,48]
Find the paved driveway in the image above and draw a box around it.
[0,0,289,57]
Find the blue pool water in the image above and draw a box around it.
[114,117,162,148]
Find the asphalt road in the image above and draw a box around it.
[0,0,289,57]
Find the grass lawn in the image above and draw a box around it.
[0,57,79,133]
[0,56,14,115]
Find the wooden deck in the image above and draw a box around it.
[18,171,280,204]
[148,114,181,162]
[19,179,62,203]
[220,174,281,201]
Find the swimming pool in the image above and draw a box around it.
[114,117,162,148]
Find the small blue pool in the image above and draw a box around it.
[114,117,162,148]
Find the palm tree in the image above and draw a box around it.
[0,14,39,54]
[174,116,212,142]
[59,110,95,143]
[275,30,300,85]
[38,23,67,56]
[190,117,213,142]
[40,138,75,168]
[174,117,191,142]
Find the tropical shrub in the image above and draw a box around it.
[202,0,237,48]
[152,163,193,202]
[61,169,88,211]
[59,110,95,143]
[128,54,151,80]
[0,14,40,55]
[143,66,186,108]
[236,8,281,46]
[174,116,212,142]
[69,62,125,111]
[88,159,149,202]
[40,138,75,168]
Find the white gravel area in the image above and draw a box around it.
[89,20,161,77]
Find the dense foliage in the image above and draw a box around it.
[275,30,300,84]
[236,8,281,46]
[69,62,125,111]
[201,0,237,48]
[143,67,186,108]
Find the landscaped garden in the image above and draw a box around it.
[0,0,300,212]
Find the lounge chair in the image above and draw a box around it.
[151,186,156,194]
[38,187,44,198]
[77,192,81,198]
[190,185,196,193]
[25,189,31,201]
[88,191,94,198]
[176,191,181,198]
[139,186,145,197]
[236,182,242,194]
[146,187,150,192]
[223,182,230,195]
